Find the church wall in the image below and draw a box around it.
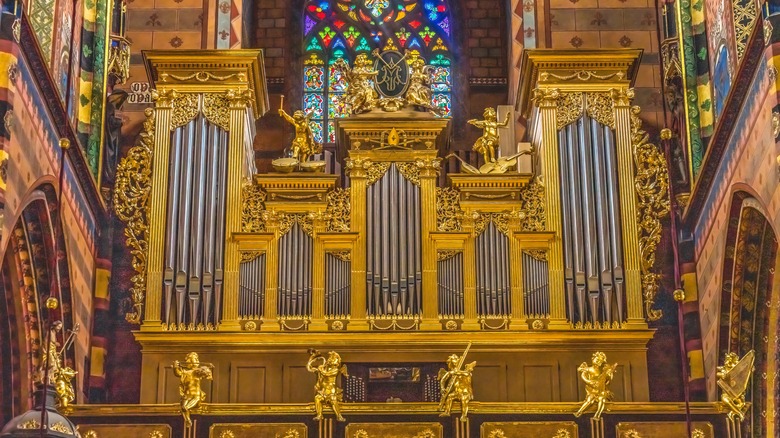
[0,29,100,404]
[691,47,780,400]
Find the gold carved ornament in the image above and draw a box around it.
[173,352,214,428]
[277,213,315,237]
[573,351,618,420]
[113,108,155,324]
[240,251,262,263]
[489,430,571,438]
[554,91,584,130]
[241,183,267,232]
[519,177,545,232]
[328,251,351,262]
[202,92,231,131]
[326,188,351,232]
[346,158,390,185]
[354,431,436,438]
[436,187,462,232]
[630,105,670,322]
[472,211,518,236]
[585,92,615,129]
[437,250,462,262]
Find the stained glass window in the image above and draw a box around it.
[303,0,453,143]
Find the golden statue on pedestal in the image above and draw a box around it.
[173,352,214,427]
[307,349,348,421]
[37,319,80,410]
[468,107,510,164]
[437,343,475,422]
[574,351,617,420]
[273,94,324,173]
[335,54,379,114]
[717,350,754,422]
[405,54,433,111]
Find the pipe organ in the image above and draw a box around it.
[366,164,422,317]
[558,115,625,326]
[120,49,669,404]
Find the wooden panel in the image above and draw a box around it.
[522,365,557,402]
[230,364,267,403]
[481,422,577,437]
[284,365,316,402]
[158,363,215,404]
[473,364,507,402]
[615,422,714,437]
[79,424,171,438]
[210,423,307,438]
[345,422,442,437]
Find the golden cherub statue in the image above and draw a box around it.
[307,349,349,421]
[173,352,214,427]
[468,107,510,164]
[405,54,433,110]
[574,351,618,420]
[37,320,80,410]
[437,343,475,422]
[278,107,322,164]
[335,54,379,114]
[717,350,754,422]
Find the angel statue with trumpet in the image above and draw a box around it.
[307,348,349,421]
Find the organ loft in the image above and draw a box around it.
[0,6,767,434]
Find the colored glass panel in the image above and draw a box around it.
[430,66,451,86]
[328,64,348,92]
[304,93,325,118]
[432,93,450,117]
[309,120,325,143]
[327,121,336,143]
[328,93,349,118]
[304,66,325,91]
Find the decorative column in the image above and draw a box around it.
[532,88,569,327]
[461,216,479,330]
[507,216,525,329]
[310,212,328,331]
[261,213,280,331]
[140,93,172,330]
[346,157,368,328]
[419,157,442,329]
[612,88,644,326]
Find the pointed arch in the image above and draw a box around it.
[718,193,779,436]
[301,0,454,143]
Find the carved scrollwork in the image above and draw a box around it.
[203,93,230,130]
[241,183,267,232]
[326,188,351,232]
[397,162,421,185]
[436,187,462,232]
[555,92,584,129]
[170,93,200,129]
[586,92,615,128]
[240,251,262,263]
[328,251,351,261]
[472,211,512,236]
[437,250,462,261]
[531,88,560,108]
[630,105,670,322]
[278,213,314,237]
[519,177,545,231]
[114,108,155,324]
[366,162,391,185]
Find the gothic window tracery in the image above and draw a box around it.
[302,0,453,143]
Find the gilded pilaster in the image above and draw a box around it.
[262,212,280,331]
[142,90,173,331]
[346,157,368,328]
[461,215,479,330]
[419,157,441,329]
[220,90,253,331]
[611,88,645,327]
[310,212,328,330]
[532,88,568,327]
[508,215,525,329]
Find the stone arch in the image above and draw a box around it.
[0,182,73,419]
[718,193,778,437]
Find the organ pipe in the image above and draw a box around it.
[558,115,625,325]
[162,114,228,328]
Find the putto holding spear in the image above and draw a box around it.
[437,342,476,422]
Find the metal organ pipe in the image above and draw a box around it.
[239,254,266,319]
[161,110,228,328]
[365,164,422,316]
[557,115,626,326]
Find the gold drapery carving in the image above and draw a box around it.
[346,158,391,185]
[169,92,200,129]
[437,250,462,261]
[326,188,351,232]
[555,92,583,129]
[586,92,615,129]
[397,162,421,186]
[630,105,670,322]
[203,93,231,130]
[472,211,513,236]
[277,213,315,237]
[519,178,545,231]
[366,162,391,185]
[241,184,267,232]
[113,108,155,324]
[436,187,462,232]
[328,251,351,261]
[240,251,262,263]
